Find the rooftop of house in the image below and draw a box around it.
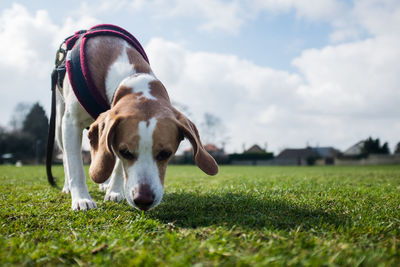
[244,144,266,153]
[343,140,365,156]
[204,143,220,152]
[313,147,341,158]
[277,147,317,159]
[277,146,341,159]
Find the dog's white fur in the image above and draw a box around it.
[105,42,136,99]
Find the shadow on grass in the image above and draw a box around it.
[148,192,348,230]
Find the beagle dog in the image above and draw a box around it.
[49,28,218,211]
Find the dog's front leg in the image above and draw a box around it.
[104,159,125,202]
[55,89,71,194]
[62,113,97,211]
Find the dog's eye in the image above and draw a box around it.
[156,150,172,161]
[119,149,136,160]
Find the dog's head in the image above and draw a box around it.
[87,92,218,211]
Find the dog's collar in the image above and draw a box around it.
[57,24,149,119]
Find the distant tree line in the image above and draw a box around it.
[1,101,400,165]
[228,152,274,162]
[361,137,390,157]
[396,142,400,154]
[0,103,48,164]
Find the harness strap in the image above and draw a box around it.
[56,24,149,119]
[88,24,149,63]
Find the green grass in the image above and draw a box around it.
[1,165,400,266]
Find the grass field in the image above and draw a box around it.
[0,165,399,266]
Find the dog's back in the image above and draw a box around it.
[85,36,152,105]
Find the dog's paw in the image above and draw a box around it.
[72,198,97,211]
[104,191,124,202]
[62,185,70,194]
[99,183,109,191]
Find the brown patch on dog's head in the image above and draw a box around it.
[112,116,140,167]
[151,117,181,183]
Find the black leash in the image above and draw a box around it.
[46,38,70,187]
[46,69,58,187]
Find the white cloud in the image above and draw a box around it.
[0,3,99,128]
[253,0,346,21]
[73,0,400,40]
[173,0,245,34]
[353,0,400,37]
[328,0,400,42]
[0,4,56,71]
[293,36,400,116]
[77,0,246,34]
[84,0,346,35]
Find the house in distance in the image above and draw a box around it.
[275,147,341,166]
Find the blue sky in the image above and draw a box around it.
[0,0,399,153]
[2,0,333,70]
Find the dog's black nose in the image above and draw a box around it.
[133,184,154,211]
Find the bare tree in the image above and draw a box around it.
[200,112,229,148]
[9,102,32,130]
[171,101,192,118]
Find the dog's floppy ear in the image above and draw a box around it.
[87,112,119,183]
[174,110,219,176]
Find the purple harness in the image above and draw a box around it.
[56,24,149,119]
